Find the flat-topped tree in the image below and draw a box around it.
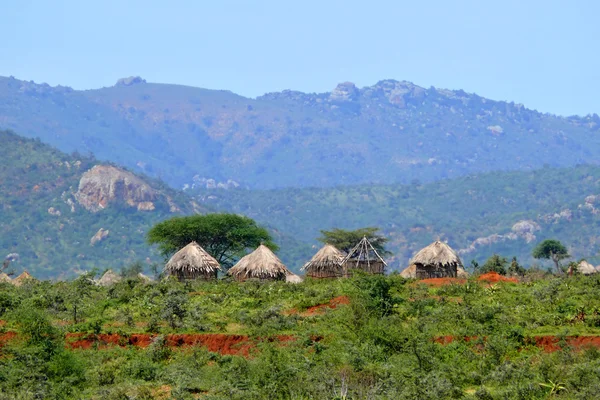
[533,239,570,273]
[147,213,277,269]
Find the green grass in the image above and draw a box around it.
[1,272,600,398]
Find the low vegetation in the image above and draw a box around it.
[1,271,600,399]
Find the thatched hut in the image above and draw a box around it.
[164,241,221,281]
[97,269,122,286]
[410,240,462,279]
[0,273,11,283]
[341,236,387,276]
[400,263,468,279]
[228,244,290,282]
[302,244,345,278]
[286,273,304,284]
[568,260,597,275]
[12,271,35,286]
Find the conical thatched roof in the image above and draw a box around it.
[410,241,462,267]
[0,273,11,283]
[400,264,416,278]
[97,269,122,286]
[456,266,469,278]
[228,244,290,281]
[302,244,345,277]
[573,260,597,275]
[137,272,153,283]
[12,271,34,286]
[286,273,304,284]
[164,241,221,278]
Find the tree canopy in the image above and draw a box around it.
[532,239,570,272]
[147,213,277,268]
[317,227,391,256]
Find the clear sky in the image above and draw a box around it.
[1,0,598,116]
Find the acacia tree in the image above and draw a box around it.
[317,227,391,256]
[532,239,569,273]
[147,213,277,268]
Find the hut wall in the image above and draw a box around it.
[306,269,343,279]
[343,260,385,276]
[415,264,457,279]
[173,269,218,281]
[232,272,287,282]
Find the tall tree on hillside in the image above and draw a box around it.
[317,227,391,256]
[532,239,570,273]
[147,213,277,269]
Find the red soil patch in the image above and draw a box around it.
[435,335,600,353]
[64,333,296,356]
[477,272,519,284]
[418,278,466,287]
[303,296,350,316]
[0,331,17,348]
[530,336,600,352]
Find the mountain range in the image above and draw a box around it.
[2,75,599,190]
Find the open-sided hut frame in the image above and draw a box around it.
[341,236,387,276]
[301,244,345,278]
[164,241,222,281]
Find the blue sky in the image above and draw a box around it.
[1,0,598,116]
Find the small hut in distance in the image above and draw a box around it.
[341,236,387,276]
[409,240,462,279]
[228,244,290,282]
[302,244,345,278]
[164,241,222,281]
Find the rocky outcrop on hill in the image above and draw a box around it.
[90,228,109,246]
[76,165,157,212]
[459,220,540,255]
[115,76,146,86]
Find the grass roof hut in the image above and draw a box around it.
[410,240,462,279]
[164,241,221,281]
[286,272,304,284]
[400,263,469,279]
[302,244,345,278]
[568,260,597,275]
[341,236,387,276]
[0,273,11,283]
[97,269,122,286]
[228,244,290,282]
[12,271,35,286]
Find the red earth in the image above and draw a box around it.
[303,295,351,316]
[63,333,299,356]
[477,272,519,284]
[2,331,600,354]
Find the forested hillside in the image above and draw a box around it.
[194,165,600,269]
[1,75,599,189]
[0,130,210,278]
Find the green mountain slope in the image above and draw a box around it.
[0,130,212,279]
[193,165,600,270]
[1,76,599,189]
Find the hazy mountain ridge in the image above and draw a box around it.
[2,75,600,190]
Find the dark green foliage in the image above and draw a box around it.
[533,239,570,272]
[479,254,508,275]
[147,213,277,268]
[318,227,391,255]
[0,129,210,279]
[0,274,600,397]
